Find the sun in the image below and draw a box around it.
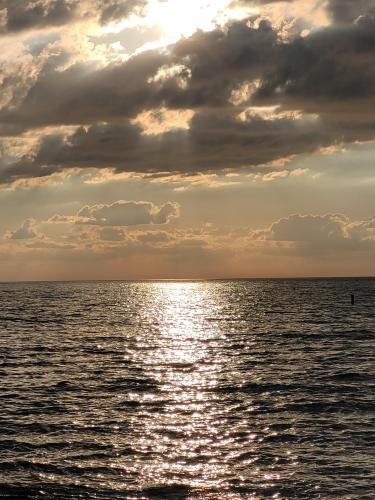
[146,0,230,40]
[100,0,252,54]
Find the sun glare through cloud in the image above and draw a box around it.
[147,0,230,39]
[102,0,251,46]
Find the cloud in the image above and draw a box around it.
[0,0,146,34]
[5,218,39,239]
[0,48,169,135]
[0,19,280,135]
[236,0,375,25]
[136,231,172,244]
[1,212,373,280]
[97,0,146,24]
[254,18,375,116]
[49,200,180,226]
[326,0,375,25]
[1,3,375,183]
[253,213,375,255]
[0,109,337,183]
[99,227,126,241]
[0,0,77,33]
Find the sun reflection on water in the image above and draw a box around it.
[91,282,300,499]
[106,281,293,497]
[131,282,232,491]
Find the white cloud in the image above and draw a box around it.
[253,213,375,255]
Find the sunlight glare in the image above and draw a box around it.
[146,0,231,40]
[100,0,253,53]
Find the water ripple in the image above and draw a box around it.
[0,278,374,498]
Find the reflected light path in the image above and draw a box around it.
[127,282,232,493]
[113,281,297,498]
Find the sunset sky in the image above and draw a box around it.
[0,0,374,280]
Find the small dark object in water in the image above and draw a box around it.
[351,294,355,305]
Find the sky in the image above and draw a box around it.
[0,0,374,280]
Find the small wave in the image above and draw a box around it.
[141,484,191,498]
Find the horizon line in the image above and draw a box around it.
[0,275,374,284]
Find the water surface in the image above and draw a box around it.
[0,279,374,498]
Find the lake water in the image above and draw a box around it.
[0,279,374,499]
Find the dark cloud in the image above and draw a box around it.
[0,108,341,183]
[170,19,277,107]
[0,0,146,34]
[326,0,375,25]
[254,13,375,119]
[1,3,375,182]
[0,20,278,135]
[234,0,375,25]
[0,8,300,143]
[0,50,170,134]
[0,0,77,33]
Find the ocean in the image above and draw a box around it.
[0,278,374,499]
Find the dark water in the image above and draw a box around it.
[0,279,374,499]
